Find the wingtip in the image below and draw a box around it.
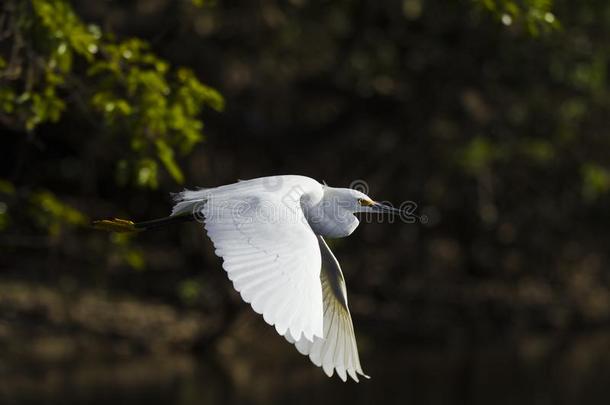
[347,368,370,382]
[337,367,348,382]
[322,363,334,378]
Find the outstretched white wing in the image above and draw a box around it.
[198,182,323,342]
[285,235,369,382]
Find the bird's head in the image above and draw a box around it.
[329,188,401,215]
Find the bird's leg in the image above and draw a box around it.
[92,213,196,233]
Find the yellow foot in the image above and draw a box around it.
[92,218,138,233]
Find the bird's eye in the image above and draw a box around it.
[358,198,374,207]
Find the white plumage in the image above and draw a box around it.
[171,175,398,381]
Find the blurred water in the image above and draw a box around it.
[2,332,610,405]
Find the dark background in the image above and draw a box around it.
[2,0,610,403]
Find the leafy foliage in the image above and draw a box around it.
[29,190,88,236]
[474,0,560,34]
[0,0,223,269]
[0,0,223,188]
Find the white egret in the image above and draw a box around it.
[94,175,403,382]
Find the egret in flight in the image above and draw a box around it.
[94,175,403,382]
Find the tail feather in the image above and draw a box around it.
[170,188,209,216]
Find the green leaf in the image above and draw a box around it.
[582,164,610,201]
[155,139,185,184]
[136,158,159,189]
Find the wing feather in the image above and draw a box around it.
[285,235,370,382]
[197,179,324,342]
